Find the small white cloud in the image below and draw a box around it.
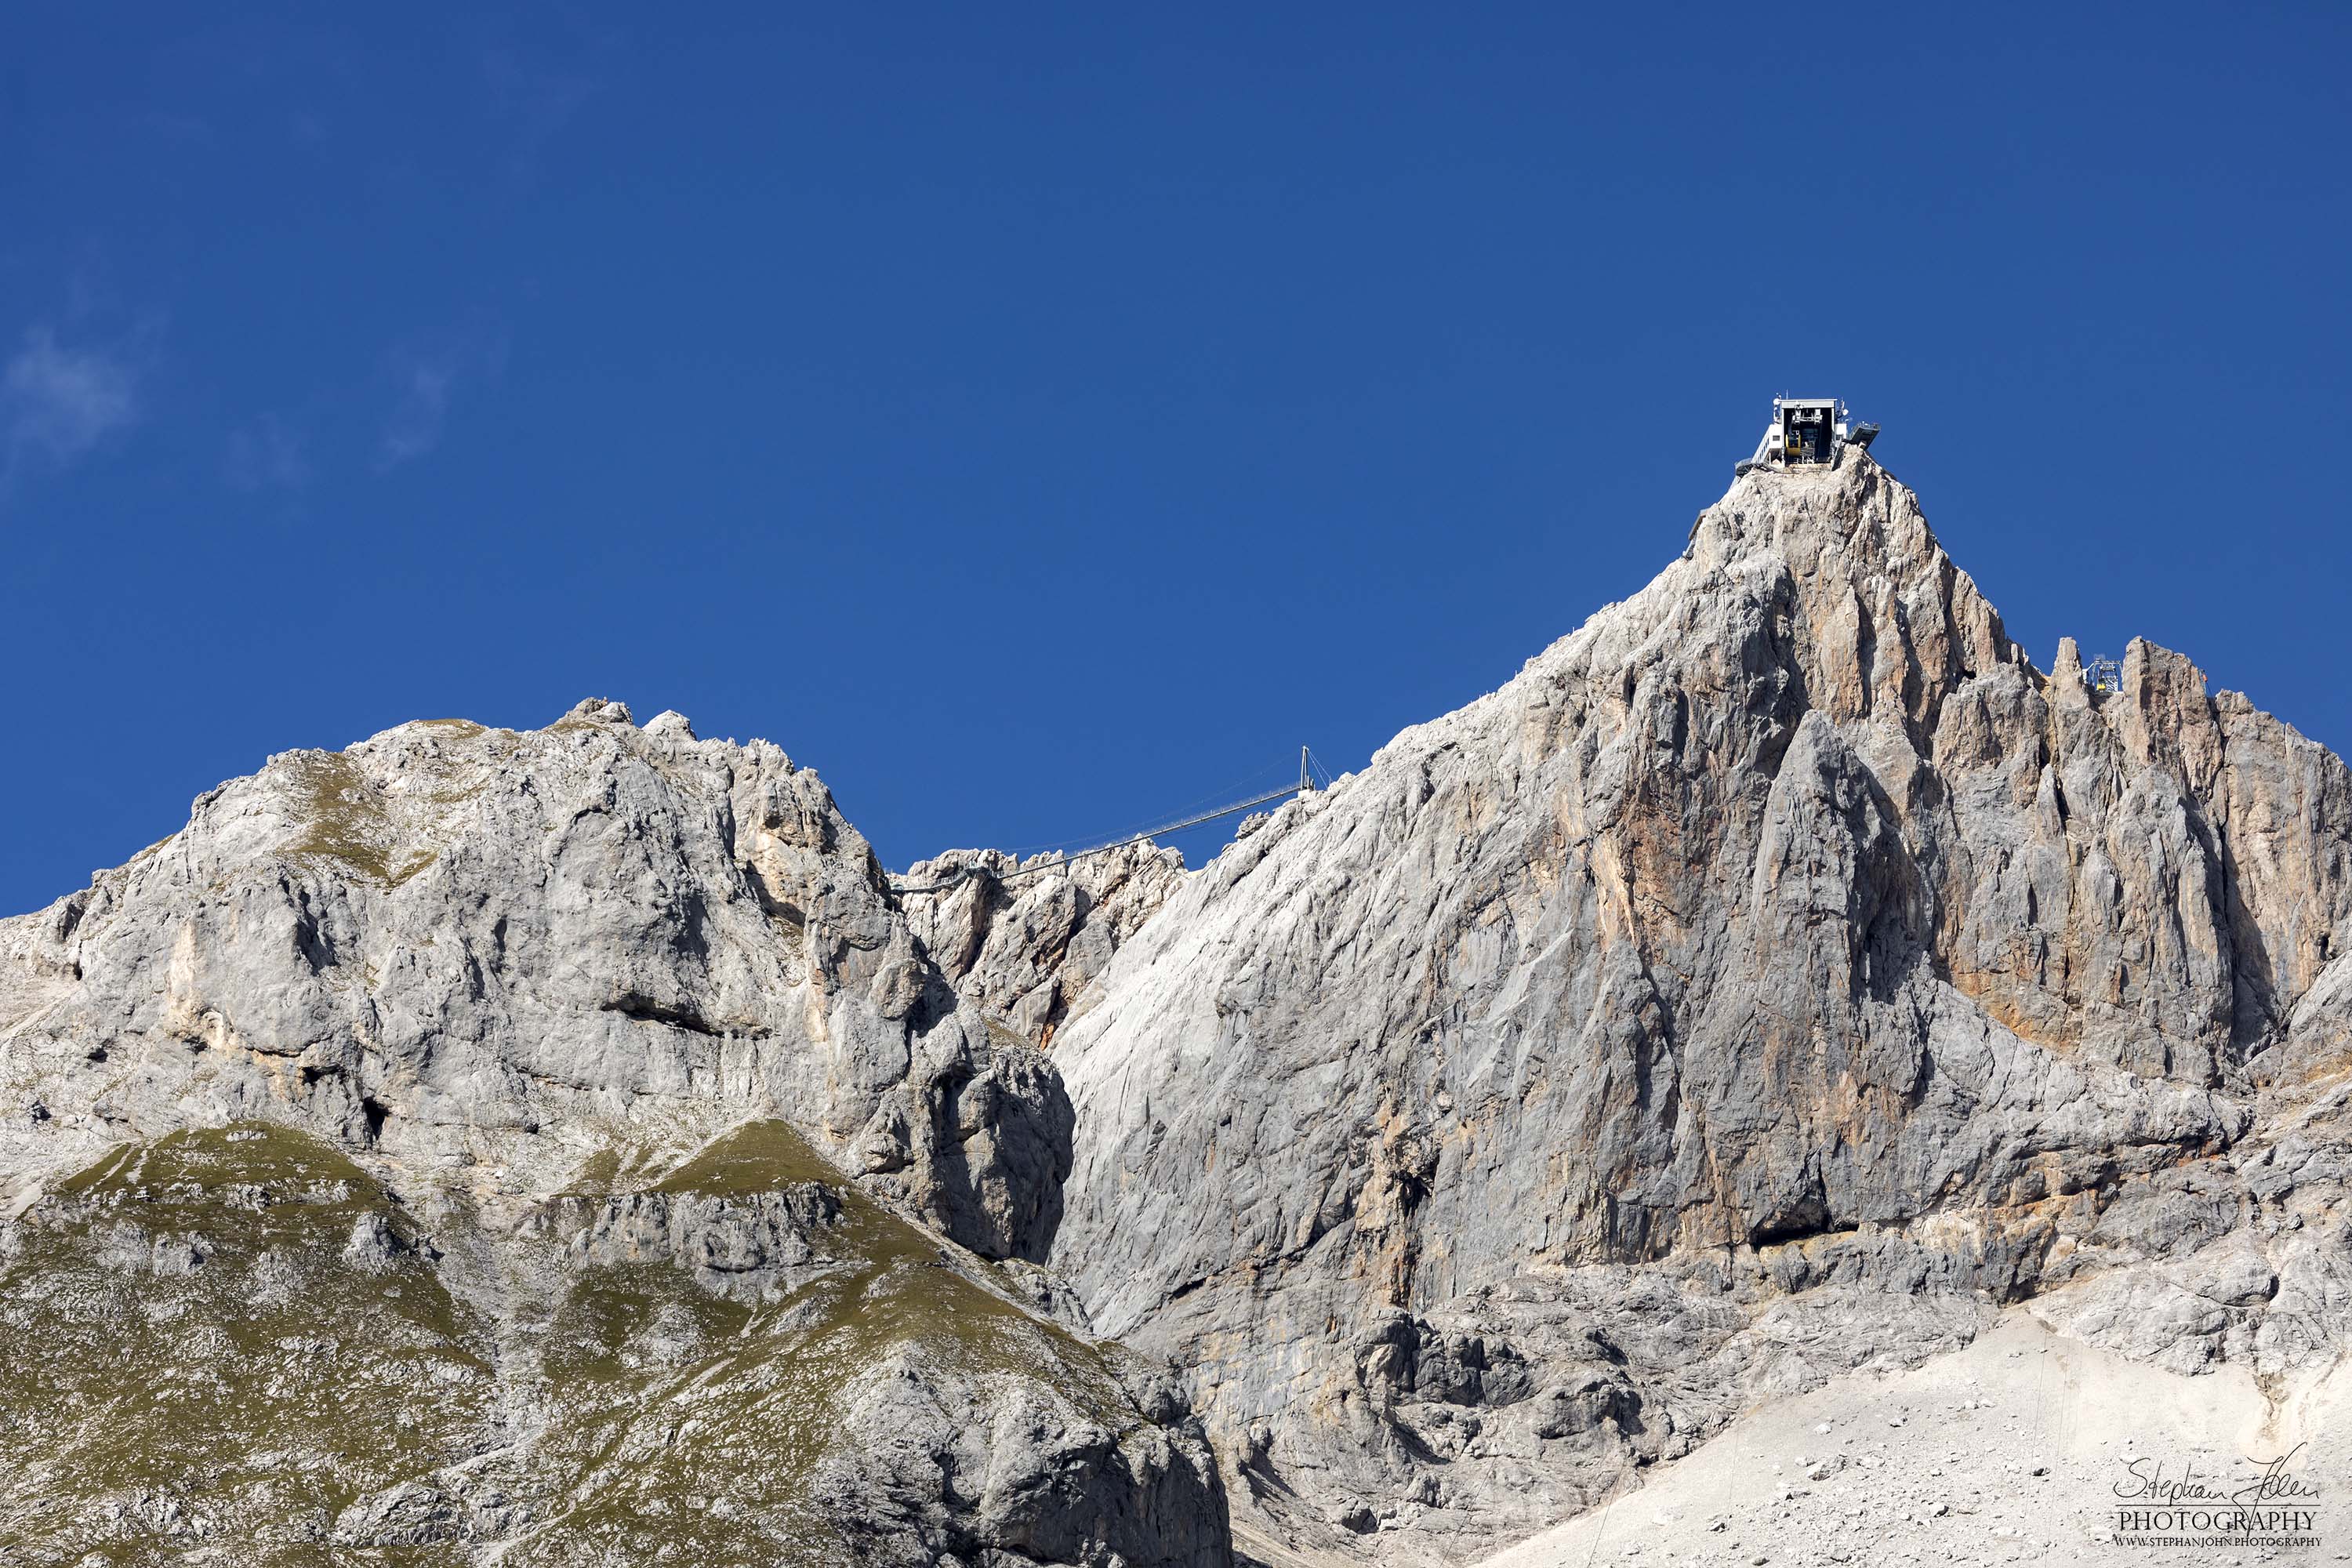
[226,412,310,492]
[376,329,506,470]
[2,328,141,468]
[379,358,456,466]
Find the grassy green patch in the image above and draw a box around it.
[504,1120,1145,1563]
[650,1119,846,1197]
[561,1145,626,1196]
[63,1121,379,1196]
[540,1263,756,1385]
[0,1124,496,1563]
[5,1119,1161,1565]
[985,1016,1039,1053]
[282,752,397,884]
[385,850,439,887]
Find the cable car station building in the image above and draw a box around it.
[1735,396,1877,476]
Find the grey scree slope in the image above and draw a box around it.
[2,447,2349,1566]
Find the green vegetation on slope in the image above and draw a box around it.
[0,1124,497,1563]
[502,1119,1144,1568]
[0,1119,1170,1568]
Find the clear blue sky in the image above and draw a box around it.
[5,5,2347,916]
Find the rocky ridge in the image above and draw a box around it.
[1044,451,2352,1560]
[0,702,1228,1566]
[2,448,2349,1565]
[901,842,1185,1049]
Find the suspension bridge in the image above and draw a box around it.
[890,746,1337,896]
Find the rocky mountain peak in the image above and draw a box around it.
[0,696,1234,1563]
[4,458,2349,1566]
[0,699,1080,1264]
[1041,452,2352,1556]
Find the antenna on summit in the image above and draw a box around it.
[1735,396,1878,477]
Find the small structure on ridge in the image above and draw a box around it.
[1736,396,1878,476]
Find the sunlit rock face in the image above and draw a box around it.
[5,448,2351,1566]
[1045,452,2352,1559]
[0,702,1229,1566]
[0,698,1076,1262]
[0,1117,1228,1565]
[901,840,1185,1048]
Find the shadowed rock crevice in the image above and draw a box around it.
[597,993,728,1036]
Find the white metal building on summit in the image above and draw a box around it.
[1735,396,1878,476]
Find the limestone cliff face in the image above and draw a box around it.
[0,700,1228,1566]
[5,449,2350,1566]
[1047,452,2352,1557]
[902,843,1186,1047]
[0,699,1068,1261]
